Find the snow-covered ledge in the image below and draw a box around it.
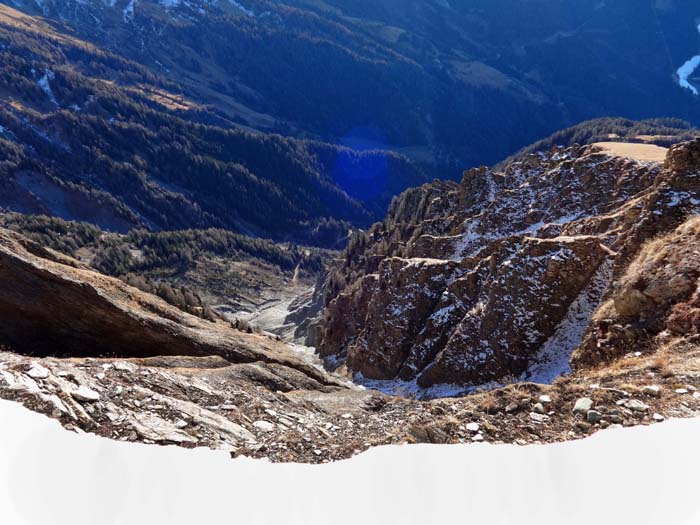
[0,400,698,524]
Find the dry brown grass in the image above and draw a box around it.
[620,218,700,288]
[552,374,574,392]
[650,355,675,378]
[592,142,668,163]
[477,391,500,414]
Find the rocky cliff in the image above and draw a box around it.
[315,140,700,390]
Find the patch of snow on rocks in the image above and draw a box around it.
[523,258,614,384]
[355,373,495,400]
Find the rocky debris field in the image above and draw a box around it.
[1,336,698,463]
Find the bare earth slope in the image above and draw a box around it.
[591,142,668,163]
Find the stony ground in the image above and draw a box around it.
[2,336,698,464]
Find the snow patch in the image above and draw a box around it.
[523,258,614,383]
[37,70,58,106]
[355,374,478,400]
[678,55,700,95]
[228,0,254,17]
[677,23,700,95]
[123,0,135,22]
[1,399,699,524]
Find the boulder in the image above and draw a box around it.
[573,398,594,415]
[586,410,603,424]
[665,138,700,174]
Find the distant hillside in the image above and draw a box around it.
[3,1,700,246]
[0,211,333,322]
[0,5,428,246]
[6,0,700,172]
[502,117,700,165]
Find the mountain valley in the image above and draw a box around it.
[2,136,700,464]
[2,0,700,474]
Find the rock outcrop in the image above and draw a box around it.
[572,216,700,367]
[0,228,342,390]
[315,140,700,389]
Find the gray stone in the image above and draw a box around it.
[530,412,549,423]
[27,363,50,380]
[253,420,275,433]
[642,385,660,397]
[533,403,546,414]
[505,402,519,414]
[624,399,649,413]
[466,422,480,433]
[71,385,100,402]
[587,410,603,424]
[573,398,594,415]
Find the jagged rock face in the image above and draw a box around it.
[416,237,610,386]
[0,229,342,390]
[665,138,700,174]
[318,273,378,362]
[316,141,700,388]
[346,257,460,379]
[572,217,700,367]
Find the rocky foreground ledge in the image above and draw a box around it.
[1,344,699,463]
